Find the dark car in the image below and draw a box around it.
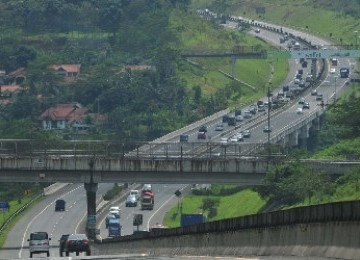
[59,234,70,257]
[55,199,65,211]
[64,234,91,256]
[198,125,207,132]
[197,131,206,140]
[179,134,189,142]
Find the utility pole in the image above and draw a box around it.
[267,82,272,159]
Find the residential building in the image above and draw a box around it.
[38,103,89,130]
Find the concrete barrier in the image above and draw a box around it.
[93,221,360,259]
[93,200,360,259]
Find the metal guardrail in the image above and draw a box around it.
[0,193,42,235]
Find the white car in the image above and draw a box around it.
[296,107,303,114]
[242,130,251,138]
[219,137,228,146]
[109,206,121,215]
[330,67,336,74]
[130,189,140,200]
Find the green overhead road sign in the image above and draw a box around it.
[291,50,360,59]
[267,49,360,59]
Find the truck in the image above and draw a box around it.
[340,67,350,78]
[141,190,154,210]
[108,218,121,237]
[227,116,236,126]
[180,214,205,227]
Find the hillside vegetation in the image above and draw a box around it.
[163,0,360,227]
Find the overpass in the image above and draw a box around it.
[0,140,359,184]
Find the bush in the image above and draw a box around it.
[103,184,123,200]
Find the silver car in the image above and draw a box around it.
[125,194,138,207]
[28,232,51,258]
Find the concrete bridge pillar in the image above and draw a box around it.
[288,130,299,147]
[298,125,310,149]
[84,158,98,240]
[84,182,98,240]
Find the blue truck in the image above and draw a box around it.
[108,218,121,237]
[180,214,205,227]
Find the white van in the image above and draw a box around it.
[130,189,140,200]
[28,232,51,258]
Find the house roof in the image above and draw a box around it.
[123,65,152,71]
[7,68,25,77]
[51,64,81,73]
[0,85,21,93]
[38,103,88,123]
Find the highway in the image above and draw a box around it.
[2,183,114,259]
[1,10,356,260]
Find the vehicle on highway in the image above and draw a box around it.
[233,133,244,142]
[198,125,208,132]
[109,206,120,215]
[235,115,243,122]
[64,233,91,256]
[142,184,152,192]
[242,129,251,138]
[296,107,303,114]
[125,194,137,207]
[306,75,313,82]
[316,93,323,101]
[303,102,310,109]
[59,234,70,257]
[197,131,206,139]
[331,58,338,66]
[130,189,140,200]
[298,97,305,104]
[55,199,65,211]
[141,189,154,210]
[222,114,229,123]
[106,212,120,228]
[227,116,236,126]
[340,67,350,78]
[179,134,189,142]
[28,231,51,258]
[257,104,265,112]
[108,218,121,237]
[330,67,336,74]
[219,137,228,146]
[215,123,224,131]
[263,125,272,133]
[311,89,317,96]
[243,110,252,119]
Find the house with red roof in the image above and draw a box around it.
[38,103,89,130]
[0,85,21,106]
[50,64,81,81]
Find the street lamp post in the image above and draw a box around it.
[354,30,358,49]
[334,76,338,105]
[267,82,272,158]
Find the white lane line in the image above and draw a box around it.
[19,184,82,258]
[147,185,187,230]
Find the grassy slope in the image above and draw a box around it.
[165,189,265,228]
[163,1,360,227]
[170,9,288,106]
[191,0,360,46]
